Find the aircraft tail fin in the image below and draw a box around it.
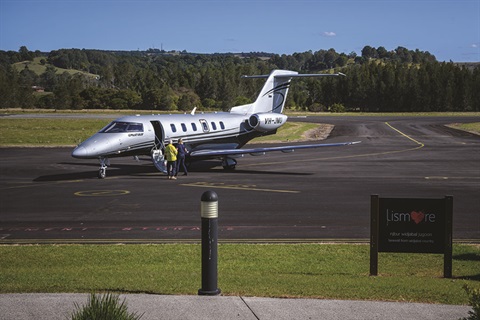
[231,69,345,115]
[245,69,297,114]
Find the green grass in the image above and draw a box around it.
[13,57,99,79]
[0,114,478,147]
[250,122,324,143]
[0,244,478,304]
[0,118,319,146]
[0,118,112,146]
[448,122,480,135]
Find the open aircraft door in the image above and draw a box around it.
[150,121,167,173]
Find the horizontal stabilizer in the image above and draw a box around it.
[242,72,346,79]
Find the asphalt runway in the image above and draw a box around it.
[1,115,479,243]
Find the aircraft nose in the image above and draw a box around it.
[72,146,88,158]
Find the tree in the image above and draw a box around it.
[0,64,35,108]
[335,54,348,67]
[19,46,34,61]
[324,48,339,69]
[0,66,17,108]
[53,73,86,109]
[40,65,58,91]
[377,46,388,59]
[177,89,201,111]
[308,102,324,112]
[142,85,177,110]
[395,47,413,63]
[217,74,235,111]
[19,66,38,87]
[5,45,480,112]
[329,103,346,113]
[113,89,141,109]
[361,46,377,59]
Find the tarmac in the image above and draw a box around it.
[0,116,477,320]
[0,293,472,320]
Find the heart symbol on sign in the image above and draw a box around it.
[410,210,425,224]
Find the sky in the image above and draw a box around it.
[0,0,479,62]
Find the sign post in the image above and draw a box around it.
[370,195,453,278]
[370,195,379,276]
[444,196,453,278]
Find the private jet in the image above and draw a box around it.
[72,69,360,178]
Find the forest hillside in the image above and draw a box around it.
[1,46,478,112]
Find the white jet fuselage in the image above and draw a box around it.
[72,111,282,159]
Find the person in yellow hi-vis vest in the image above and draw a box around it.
[164,139,178,180]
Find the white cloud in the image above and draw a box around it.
[471,43,479,48]
[322,31,337,37]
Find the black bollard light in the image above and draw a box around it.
[198,190,221,296]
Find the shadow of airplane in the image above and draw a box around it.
[34,159,311,182]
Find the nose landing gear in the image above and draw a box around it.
[98,157,110,179]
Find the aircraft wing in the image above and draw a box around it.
[189,141,361,157]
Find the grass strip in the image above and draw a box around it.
[0,118,112,146]
[1,115,478,147]
[248,122,323,143]
[0,244,478,304]
[447,122,480,135]
[0,119,319,146]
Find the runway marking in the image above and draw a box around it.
[242,144,425,167]
[180,181,300,193]
[385,122,425,146]
[74,190,130,197]
[242,122,426,168]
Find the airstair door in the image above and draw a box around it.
[150,121,167,173]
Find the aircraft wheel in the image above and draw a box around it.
[98,168,106,179]
[222,157,237,170]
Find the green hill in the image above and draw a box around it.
[13,57,99,79]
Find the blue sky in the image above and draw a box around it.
[1,0,479,62]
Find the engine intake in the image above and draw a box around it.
[248,113,288,132]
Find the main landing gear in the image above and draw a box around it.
[97,157,110,179]
[222,157,237,170]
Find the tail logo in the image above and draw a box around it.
[262,82,291,112]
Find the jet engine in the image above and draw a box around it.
[248,113,288,132]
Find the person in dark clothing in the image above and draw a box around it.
[176,138,188,176]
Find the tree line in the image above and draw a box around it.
[0,46,478,112]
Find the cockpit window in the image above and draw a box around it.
[100,122,144,133]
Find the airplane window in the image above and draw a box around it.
[181,123,187,132]
[101,122,143,133]
[191,123,197,131]
[170,124,177,133]
[200,119,209,132]
[211,122,217,130]
[127,123,143,132]
[220,121,225,129]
